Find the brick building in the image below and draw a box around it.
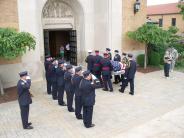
[147,3,184,34]
[0,0,146,88]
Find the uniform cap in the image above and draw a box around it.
[83,70,91,78]
[66,64,73,70]
[75,66,82,72]
[88,50,92,53]
[122,52,127,56]
[106,48,111,51]
[45,55,51,58]
[115,50,119,53]
[19,71,28,77]
[58,60,65,65]
[128,53,133,58]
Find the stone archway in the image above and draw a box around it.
[42,0,85,65]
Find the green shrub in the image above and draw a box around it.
[176,58,184,68]
[149,52,161,66]
[137,54,145,67]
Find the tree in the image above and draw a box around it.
[0,28,36,60]
[178,1,184,20]
[127,24,180,68]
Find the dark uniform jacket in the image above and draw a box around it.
[50,65,57,83]
[17,79,32,106]
[44,60,52,80]
[100,58,113,76]
[71,74,83,96]
[127,60,137,79]
[80,79,96,106]
[93,55,103,72]
[64,71,73,93]
[85,55,94,71]
[113,54,121,62]
[56,67,65,86]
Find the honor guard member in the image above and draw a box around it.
[93,50,103,86]
[85,50,94,73]
[106,48,112,60]
[80,71,96,128]
[72,66,83,119]
[50,60,58,100]
[120,54,136,95]
[64,64,75,112]
[44,55,52,95]
[56,60,67,106]
[17,71,33,129]
[113,50,121,84]
[101,53,113,92]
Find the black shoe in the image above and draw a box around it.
[53,97,58,100]
[24,126,33,129]
[76,115,83,120]
[103,89,108,91]
[28,122,32,126]
[129,92,134,95]
[68,108,75,112]
[59,103,67,106]
[48,93,51,95]
[119,89,124,93]
[109,89,113,92]
[85,124,95,128]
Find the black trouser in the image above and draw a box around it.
[102,75,113,90]
[121,78,134,93]
[52,82,58,100]
[66,91,74,111]
[75,96,82,118]
[164,63,170,77]
[114,75,121,83]
[46,78,52,94]
[20,105,29,128]
[83,106,93,127]
[58,86,65,105]
[94,72,103,86]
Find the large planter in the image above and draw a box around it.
[0,57,21,65]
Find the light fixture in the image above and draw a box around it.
[134,0,141,14]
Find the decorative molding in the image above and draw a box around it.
[42,0,73,18]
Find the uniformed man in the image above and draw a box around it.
[106,48,112,60]
[44,55,52,95]
[85,50,94,73]
[93,50,103,87]
[101,53,113,92]
[72,66,83,119]
[56,60,66,106]
[17,71,33,129]
[80,71,96,128]
[50,60,58,100]
[113,50,121,84]
[119,54,136,95]
[64,64,75,112]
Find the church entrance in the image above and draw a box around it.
[44,29,77,65]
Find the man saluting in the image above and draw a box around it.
[17,71,33,129]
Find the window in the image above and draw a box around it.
[159,19,163,27]
[172,18,176,26]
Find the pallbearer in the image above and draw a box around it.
[72,66,83,119]
[17,71,33,129]
[80,71,96,128]
[64,65,75,112]
[85,50,94,73]
[93,50,103,87]
[56,60,66,106]
[101,53,113,92]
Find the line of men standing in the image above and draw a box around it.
[44,56,98,128]
[85,48,137,95]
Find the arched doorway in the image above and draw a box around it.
[42,0,84,65]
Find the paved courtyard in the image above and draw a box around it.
[0,71,184,138]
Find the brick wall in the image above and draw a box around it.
[122,0,146,52]
[0,0,19,29]
[148,14,184,33]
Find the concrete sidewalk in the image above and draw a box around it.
[0,71,184,138]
